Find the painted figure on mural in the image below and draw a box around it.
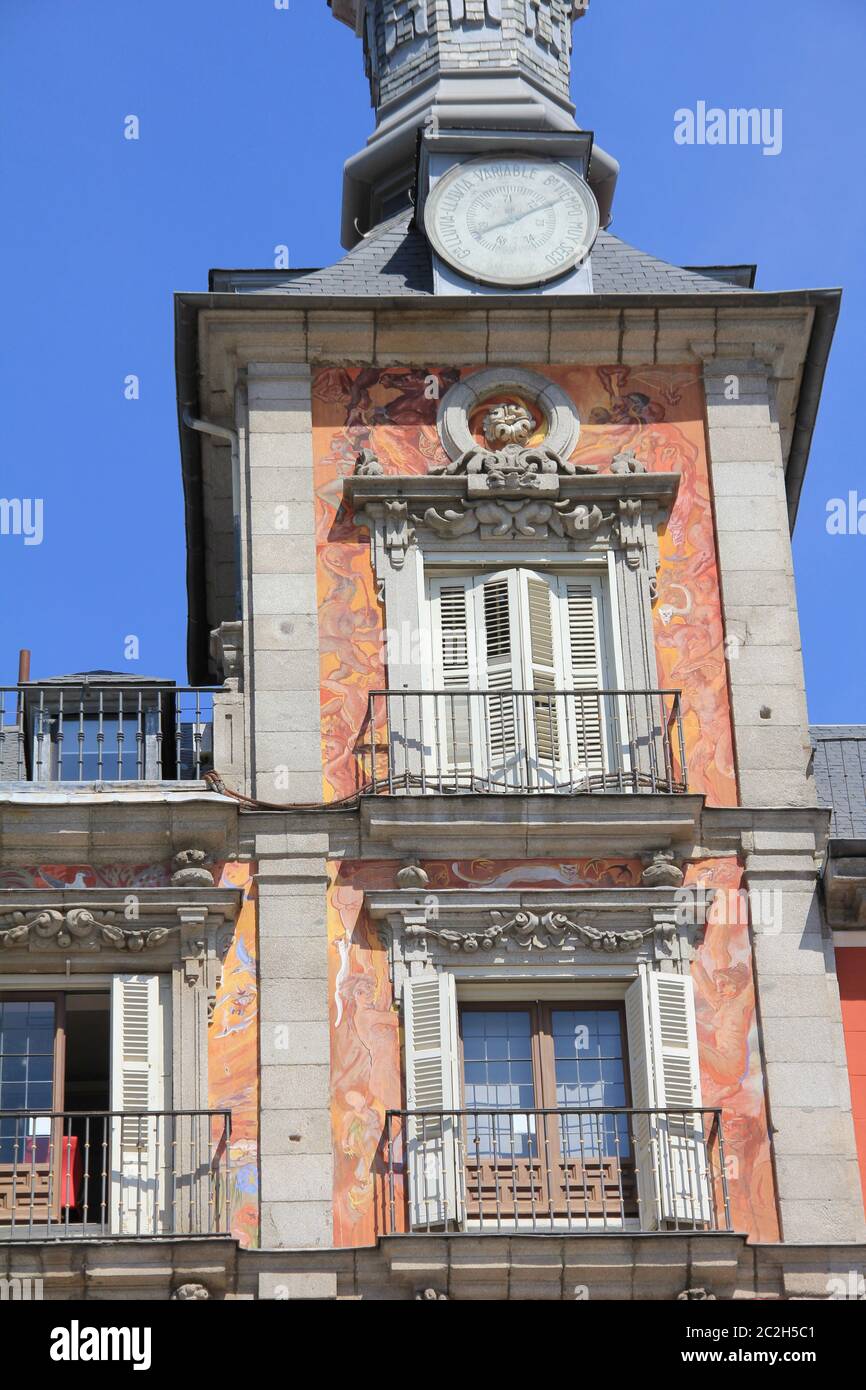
[689,860,780,1241]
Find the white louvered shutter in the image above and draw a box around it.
[431,578,475,787]
[625,972,711,1229]
[649,973,711,1224]
[479,574,521,786]
[403,974,463,1229]
[110,974,164,1235]
[559,576,609,787]
[624,971,659,1228]
[521,572,560,785]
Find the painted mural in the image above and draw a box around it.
[312,363,737,808]
[210,862,260,1249]
[315,366,774,1246]
[0,863,173,889]
[688,858,780,1242]
[328,854,778,1246]
[1,861,260,1249]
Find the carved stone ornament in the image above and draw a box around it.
[366,886,709,990]
[395,861,430,890]
[431,398,597,503]
[406,909,668,955]
[354,447,384,477]
[171,849,216,887]
[209,620,243,683]
[641,850,685,889]
[437,369,582,460]
[415,1286,449,1300]
[610,448,647,476]
[0,908,177,953]
[171,1283,211,1301]
[677,1287,717,1301]
[423,495,613,541]
[347,452,678,566]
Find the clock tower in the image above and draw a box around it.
[328,0,618,292]
[172,0,861,1293]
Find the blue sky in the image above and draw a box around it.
[0,0,864,721]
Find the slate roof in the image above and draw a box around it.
[209,209,752,298]
[811,726,866,839]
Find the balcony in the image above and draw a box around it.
[359,689,687,797]
[383,1107,732,1235]
[0,681,219,784]
[0,1109,231,1239]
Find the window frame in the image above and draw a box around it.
[457,999,633,1113]
[0,991,66,1116]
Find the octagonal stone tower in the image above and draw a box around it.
[328,0,617,246]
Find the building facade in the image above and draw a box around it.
[2,0,866,1301]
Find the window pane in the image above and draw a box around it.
[551,1009,630,1158]
[461,1009,536,1157]
[0,1000,55,1113]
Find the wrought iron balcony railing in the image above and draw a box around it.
[383,1107,731,1235]
[359,689,687,796]
[0,685,219,783]
[0,1110,231,1239]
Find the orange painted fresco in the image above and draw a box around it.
[312,364,737,808]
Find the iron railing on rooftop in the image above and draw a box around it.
[0,1109,231,1239]
[383,1106,731,1235]
[0,685,219,783]
[358,689,688,796]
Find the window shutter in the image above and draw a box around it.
[624,972,659,1227]
[403,973,463,1229]
[649,973,712,1225]
[625,972,712,1229]
[523,573,560,777]
[110,974,164,1235]
[431,579,475,781]
[479,574,520,782]
[560,577,608,783]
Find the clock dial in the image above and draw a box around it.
[424,155,600,288]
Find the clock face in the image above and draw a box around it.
[423,155,600,289]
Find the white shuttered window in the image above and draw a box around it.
[429,568,613,789]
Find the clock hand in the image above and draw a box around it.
[475,196,564,237]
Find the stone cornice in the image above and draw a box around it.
[0,795,239,866]
[344,471,680,512]
[360,792,706,857]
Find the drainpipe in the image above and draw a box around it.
[181,409,243,627]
